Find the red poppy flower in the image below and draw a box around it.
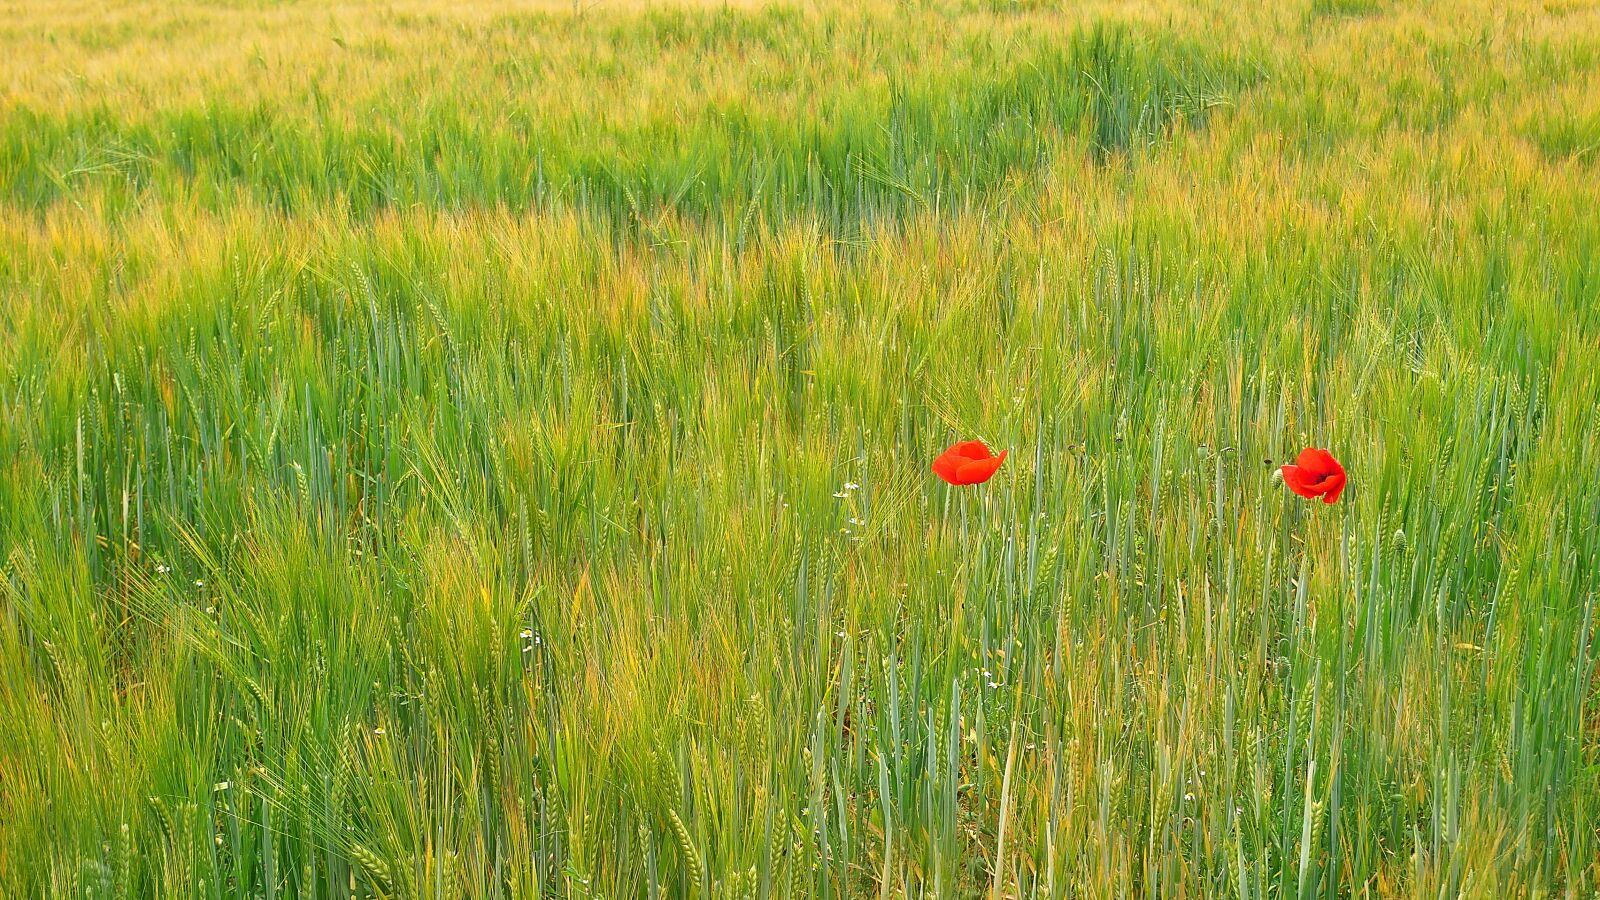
[1280,448,1346,504]
[932,440,1009,486]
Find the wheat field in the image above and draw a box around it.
[2,0,1599,896]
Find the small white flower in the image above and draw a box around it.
[987,681,1000,689]
[836,630,847,638]
[194,580,204,588]
[373,727,386,736]
[844,482,859,491]
[520,629,534,639]
[1184,793,1194,802]
[205,606,215,614]
[156,564,170,574]
[833,491,849,498]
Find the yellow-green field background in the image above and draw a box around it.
[2,0,1599,896]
